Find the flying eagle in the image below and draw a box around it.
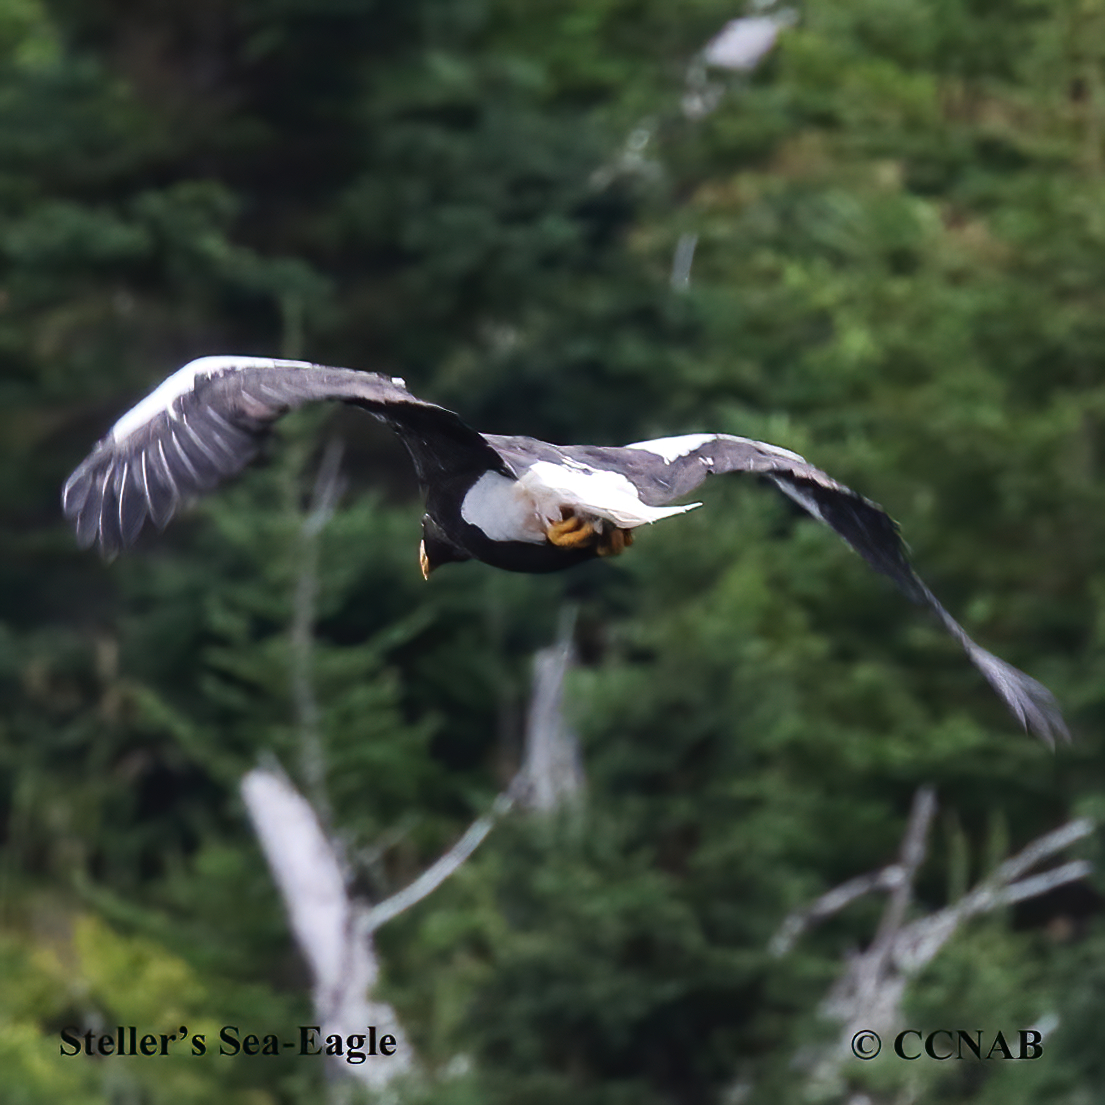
[62,356,1068,745]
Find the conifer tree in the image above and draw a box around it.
[1,1,1102,1103]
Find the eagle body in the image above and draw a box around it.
[421,469,593,574]
[62,356,1069,745]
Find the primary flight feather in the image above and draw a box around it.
[62,355,1069,746]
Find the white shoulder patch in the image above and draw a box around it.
[461,471,547,543]
[625,433,716,463]
[109,355,318,444]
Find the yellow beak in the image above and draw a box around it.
[419,539,431,580]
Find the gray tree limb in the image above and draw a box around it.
[241,766,414,1092]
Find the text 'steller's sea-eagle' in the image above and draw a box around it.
[62,356,1069,745]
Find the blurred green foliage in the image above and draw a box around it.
[2,0,1104,1101]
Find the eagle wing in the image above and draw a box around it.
[570,432,1068,746]
[62,356,509,557]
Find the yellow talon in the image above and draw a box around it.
[596,527,634,557]
[546,514,636,555]
[546,514,597,548]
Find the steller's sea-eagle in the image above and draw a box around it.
[62,356,1069,745]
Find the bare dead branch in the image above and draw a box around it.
[241,766,414,1091]
[516,606,586,813]
[290,438,346,822]
[981,816,1094,893]
[357,605,586,932]
[772,788,1093,1102]
[994,860,1094,908]
[822,787,937,1035]
[894,817,1095,974]
[361,792,516,934]
[770,787,936,957]
[247,608,593,1090]
[670,233,698,291]
[770,866,905,957]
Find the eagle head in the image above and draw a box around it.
[419,514,471,579]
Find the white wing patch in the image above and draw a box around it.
[626,432,809,468]
[521,460,700,529]
[109,355,321,444]
[625,433,716,463]
[110,360,209,443]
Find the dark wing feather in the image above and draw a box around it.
[579,433,1068,746]
[62,356,509,558]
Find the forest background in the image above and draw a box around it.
[2,0,1105,1102]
